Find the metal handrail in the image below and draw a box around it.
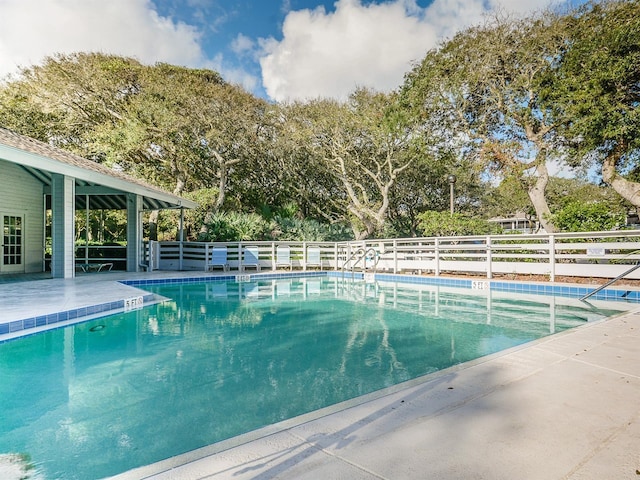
[341,247,362,273]
[341,247,379,275]
[580,262,640,301]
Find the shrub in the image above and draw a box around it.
[550,202,625,232]
[198,212,270,241]
[417,211,500,237]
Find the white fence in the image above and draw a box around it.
[146,230,640,281]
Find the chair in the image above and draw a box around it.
[306,246,322,270]
[207,247,229,272]
[276,245,292,270]
[242,246,261,272]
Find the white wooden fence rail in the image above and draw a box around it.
[145,230,640,281]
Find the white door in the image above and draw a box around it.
[1,214,24,273]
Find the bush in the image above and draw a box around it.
[270,216,353,241]
[417,211,500,237]
[550,202,625,232]
[198,212,271,241]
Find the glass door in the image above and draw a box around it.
[2,214,24,273]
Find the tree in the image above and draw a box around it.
[286,89,426,239]
[543,0,640,208]
[0,53,271,238]
[401,11,570,232]
[387,152,485,237]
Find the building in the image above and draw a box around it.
[0,127,197,279]
[488,212,540,234]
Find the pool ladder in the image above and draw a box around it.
[341,247,380,278]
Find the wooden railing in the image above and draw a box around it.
[148,230,640,281]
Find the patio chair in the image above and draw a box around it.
[306,246,322,270]
[242,246,261,272]
[276,245,292,270]
[207,247,229,272]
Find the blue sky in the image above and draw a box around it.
[0,0,586,102]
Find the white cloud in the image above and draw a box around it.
[0,0,205,79]
[230,33,255,56]
[259,0,566,102]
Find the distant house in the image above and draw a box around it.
[0,127,197,278]
[488,212,540,234]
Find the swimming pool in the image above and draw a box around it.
[0,276,631,479]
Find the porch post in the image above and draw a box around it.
[126,193,142,272]
[51,173,75,278]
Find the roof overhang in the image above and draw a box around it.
[0,138,197,210]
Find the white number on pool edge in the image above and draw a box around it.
[124,296,144,311]
[472,280,489,290]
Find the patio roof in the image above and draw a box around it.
[0,127,197,210]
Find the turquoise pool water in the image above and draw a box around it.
[0,277,628,479]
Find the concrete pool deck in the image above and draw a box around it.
[1,272,639,479]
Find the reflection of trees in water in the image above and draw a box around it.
[340,304,408,385]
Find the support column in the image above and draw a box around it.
[51,174,75,278]
[126,193,143,272]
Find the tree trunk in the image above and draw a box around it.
[602,151,640,208]
[527,161,556,233]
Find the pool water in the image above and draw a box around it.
[0,277,627,479]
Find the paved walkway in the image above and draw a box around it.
[117,309,640,480]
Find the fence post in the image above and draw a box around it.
[303,241,307,271]
[435,238,440,276]
[393,239,398,274]
[549,235,556,282]
[271,242,276,270]
[204,243,209,271]
[486,235,492,279]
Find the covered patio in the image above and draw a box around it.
[0,127,196,279]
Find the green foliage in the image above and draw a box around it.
[545,0,640,159]
[549,202,626,232]
[417,211,500,237]
[181,188,220,229]
[74,209,127,242]
[197,212,352,242]
[270,216,352,241]
[198,212,270,242]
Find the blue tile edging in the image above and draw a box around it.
[368,273,640,303]
[119,271,326,287]
[0,293,156,338]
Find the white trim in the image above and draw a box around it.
[0,144,197,209]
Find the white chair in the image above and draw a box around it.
[242,246,261,271]
[306,246,322,270]
[207,247,229,272]
[276,245,292,270]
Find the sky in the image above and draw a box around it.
[0,0,586,102]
